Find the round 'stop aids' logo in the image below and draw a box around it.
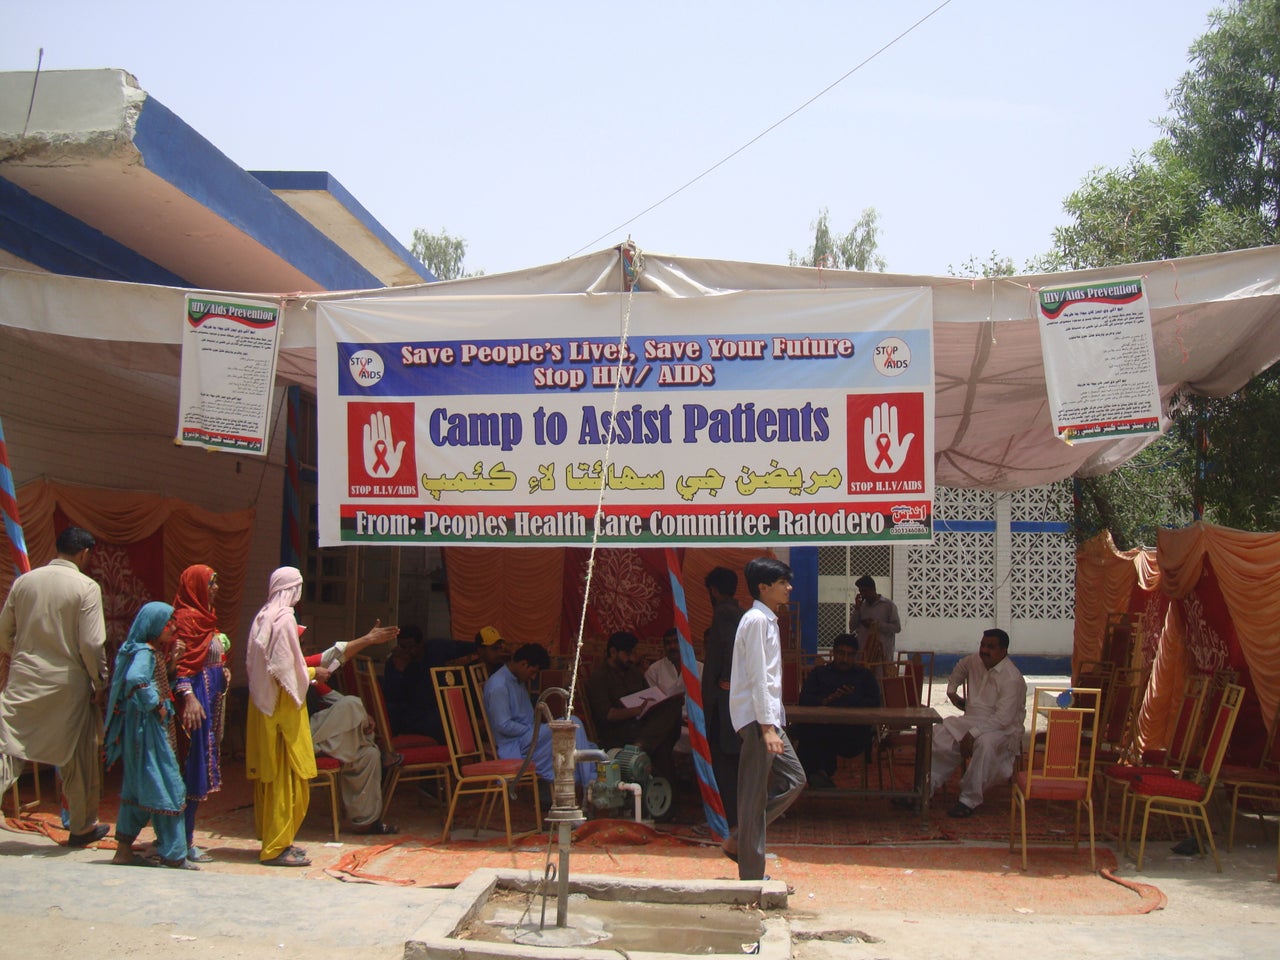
[348,350,385,387]
[873,337,911,377]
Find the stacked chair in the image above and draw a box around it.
[1100,672,1209,836]
[1219,709,1280,852]
[1123,683,1245,872]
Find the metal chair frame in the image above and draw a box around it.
[351,656,452,817]
[1124,683,1245,872]
[309,756,343,841]
[431,664,541,846]
[1010,686,1100,870]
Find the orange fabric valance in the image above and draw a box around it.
[0,478,254,639]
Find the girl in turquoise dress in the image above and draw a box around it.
[105,601,194,869]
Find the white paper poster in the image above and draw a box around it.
[177,296,282,454]
[1037,278,1162,444]
[315,288,934,547]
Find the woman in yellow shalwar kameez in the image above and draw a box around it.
[244,566,317,866]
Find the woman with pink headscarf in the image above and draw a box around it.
[244,567,316,866]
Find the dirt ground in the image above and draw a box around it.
[4,674,1278,959]
[2,817,1276,960]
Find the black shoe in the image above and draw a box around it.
[67,823,110,847]
[946,801,976,818]
[1171,836,1202,855]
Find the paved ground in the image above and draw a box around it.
[1,820,1276,960]
[3,673,1277,959]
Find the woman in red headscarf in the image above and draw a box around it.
[171,564,230,864]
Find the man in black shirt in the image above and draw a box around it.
[793,633,881,789]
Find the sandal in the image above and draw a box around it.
[161,857,201,871]
[262,849,312,867]
[353,819,399,836]
[187,845,214,863]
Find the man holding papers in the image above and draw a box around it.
[586,631,683,798]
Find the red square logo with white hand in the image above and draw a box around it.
[846,393,925,493]
[347,402,418,498]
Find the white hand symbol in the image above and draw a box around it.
[362,411,406,476]
[863,401,914,474]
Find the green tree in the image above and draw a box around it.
[789,207,887,272]
[1049,0,1280,546]
[1164,0,1280,241]
[947,250,1016,278]
[1046,140,1265,271]
[410,227,483,281]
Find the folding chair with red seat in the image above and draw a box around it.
[1219,708,1280,852]
[352,656,452,816]
[1124,683,1245,872]
[309,756,343,840]
[1010,686,1101,870]
[431,664,542,846]
[1101,672,1208,835]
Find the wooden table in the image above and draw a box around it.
[785,705,943,818]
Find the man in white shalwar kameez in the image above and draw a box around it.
[928,629,1025,818]
[0,527,108,845]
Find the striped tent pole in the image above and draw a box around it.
[0,416,31,577]
[665,547,728,840]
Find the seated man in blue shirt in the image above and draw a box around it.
[792,633,881,789]
[483,642,597,786]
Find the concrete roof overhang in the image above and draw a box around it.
[0,68,432,293]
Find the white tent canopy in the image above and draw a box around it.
[3,243,1279,490]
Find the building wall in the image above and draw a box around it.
[816,482,1076,665]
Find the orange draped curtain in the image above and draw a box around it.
[1075,523,1280,749]
[0,478,253,638]
[443,545,764,657]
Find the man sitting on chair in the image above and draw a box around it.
[924,628,1026,818]
[792,633,881,789]
[483,642,598,786]
[303,623,400,835]
[585,631,684,792]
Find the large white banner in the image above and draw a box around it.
[178,295,282,454]
[316,288,933,547]
[1037,278,1162,444]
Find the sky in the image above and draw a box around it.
[1,0,1224,279]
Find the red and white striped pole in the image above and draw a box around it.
[665,547,729,840]
[0,416,31,577]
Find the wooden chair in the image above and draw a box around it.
[895,651,934,706]
[309,756,343,840]
[875,672,920,787]
[431,664,542,846]
[351,657,452,816]
[1220,709,1280,851]
[1010,686,1101,870]
[5,760,41,818]
[1124,683,1245,872]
